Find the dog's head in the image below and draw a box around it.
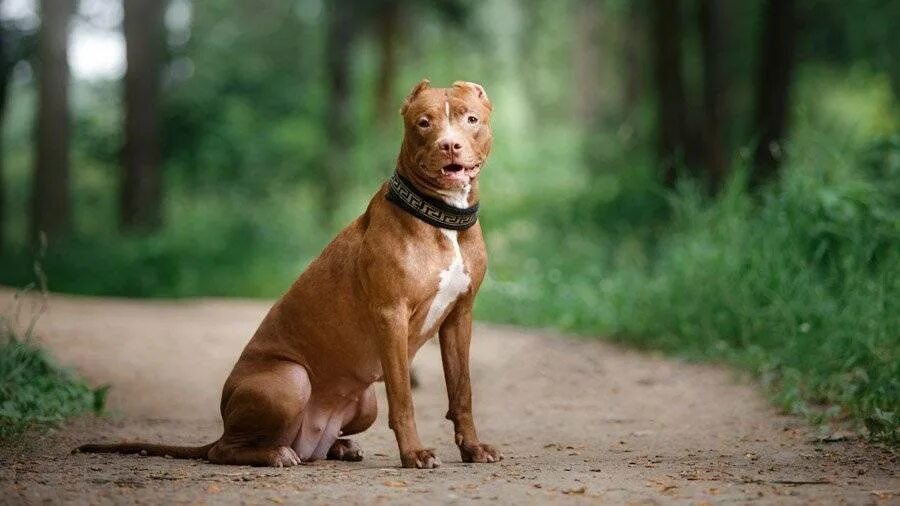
[397,79,493,195]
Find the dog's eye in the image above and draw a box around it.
[417,118,430,128]
[467,115,479,124]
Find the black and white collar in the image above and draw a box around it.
[386,172,479,230]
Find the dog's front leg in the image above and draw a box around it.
[439,303,503,464]
[375,307,439,469]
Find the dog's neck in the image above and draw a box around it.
[435,183,472,209]
[386,171,479,231]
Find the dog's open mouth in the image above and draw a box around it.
[440,163,480,182]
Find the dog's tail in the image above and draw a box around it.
[73,441,216,460]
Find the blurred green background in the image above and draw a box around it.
[0,0,897,442]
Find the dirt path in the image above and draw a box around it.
[1,290,897,505]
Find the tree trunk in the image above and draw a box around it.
[652,0,687,188]
[622,2,644,118]
[323,0,355,221]
[699,0,728,193]
[31,0,73,247]
[751,0,796,188]
[574,0,601,127]
[0,18,10,252]
[121,0,167,232]
[375,0,399,122]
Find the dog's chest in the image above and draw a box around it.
[420,229,470,337]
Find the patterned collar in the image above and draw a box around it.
[385,172,479,230]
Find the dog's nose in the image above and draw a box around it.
[438,138,463,153]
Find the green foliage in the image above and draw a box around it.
[0,318,106,438]
[798,0,900,93]
[163,0,327,193]
[618,158,897,442]
[0,186,331,297]
[477,138,900,444]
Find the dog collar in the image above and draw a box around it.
[386,172,479,230]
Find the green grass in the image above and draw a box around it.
[0,304,106,438]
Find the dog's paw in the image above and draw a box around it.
[400,448,441,469]
[459,442,502,463]
[269,446,302,467]
[327,439,363,462]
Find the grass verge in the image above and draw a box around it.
[0,291,106,439]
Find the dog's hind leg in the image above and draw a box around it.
[207,361,310,467]
[326,384,377,461]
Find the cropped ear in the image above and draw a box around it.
[453,81,491,110]
[400,78,431,115]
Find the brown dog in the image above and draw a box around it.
[77,79,502,469]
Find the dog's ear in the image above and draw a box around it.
[400,79,430,115]
[453,81,491,111]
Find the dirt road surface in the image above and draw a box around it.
[1,290,897,504]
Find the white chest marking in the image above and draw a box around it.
[421,229,470,336]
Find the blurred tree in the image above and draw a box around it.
[0,5,36,252]
[699,0,728,193]
[31,0,74,247]
[751,0,796,187]
[648,0,740,192]
[163,0,319,194]
[577,0,628,179]
[622,1,646,118]
[652,0,687,188]
[0,11,11,252]
[323,0,357,220]
[797,0,900,96]
[375,0,401,122]
[371,0,469,123]
[574,0,601,127]
[121,0,168,232]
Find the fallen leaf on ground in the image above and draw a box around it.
[870,490,898,500]
[648,478,678,494]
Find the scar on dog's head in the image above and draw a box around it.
[397,79,493,193]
